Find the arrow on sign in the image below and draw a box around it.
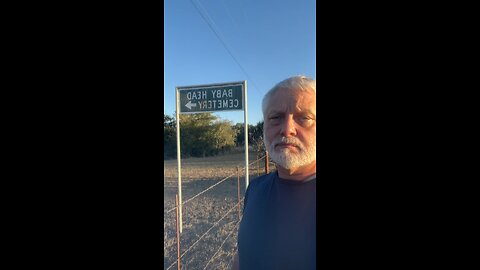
[185,101,197,110]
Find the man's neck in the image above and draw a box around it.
[277,161,316,181]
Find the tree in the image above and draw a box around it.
[179,113,236,158]
[250,121,264,144]
[249,121,265,158]
[233,123,245,147]
[233,121,264,147]
[164,114,177,159]
[210,120,236,154]
[164,112,247,158]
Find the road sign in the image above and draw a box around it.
[178,82,244,113]
[175,81,249,234]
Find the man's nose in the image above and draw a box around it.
[280,116,297,137]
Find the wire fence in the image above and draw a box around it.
[202,219,242,270]
[164,152,274,270]
[165,172,237,214]
[165,200,243,270]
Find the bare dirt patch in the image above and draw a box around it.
[164,151,273,270]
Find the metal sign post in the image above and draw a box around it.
[243,81,249,190]
[175,81,248,233]
[175,88,183,233]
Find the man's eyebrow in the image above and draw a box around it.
[299,109,315,114]
[295,108,316,116]
[267,110,316,117]
[268,110,283,115]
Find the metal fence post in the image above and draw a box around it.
[237,166,241,220]
[265,151,269,174]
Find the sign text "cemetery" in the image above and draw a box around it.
[178,83,243,113]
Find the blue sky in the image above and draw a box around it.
[164,0,316,125]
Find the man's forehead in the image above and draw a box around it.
[266,90,315,113]
[267,107,316,115]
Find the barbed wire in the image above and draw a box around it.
[224,243,238,270]
[164,154,267,214]
[164,172,235,214]
[202,219,242,270]
[165,206,176,215]
[165,199,244,270]
[182,174,236,206]
[164,153,268,269]
[248,154,265,167]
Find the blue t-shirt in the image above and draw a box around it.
[238,171,316,270]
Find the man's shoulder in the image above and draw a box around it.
[243,171,277,209]
[251,171,277,183]
[248,172,277,191]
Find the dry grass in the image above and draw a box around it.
[164,151,273,270]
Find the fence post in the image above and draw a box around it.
[237,166,241,220]
[175,194,181,270]
[264,151,269,174]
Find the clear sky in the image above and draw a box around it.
[164,0,316,125]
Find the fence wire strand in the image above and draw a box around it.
[248,154,265,167]
[225,242,238,270]
[164,153,268,269]
[181,172,236,206]
[165,154,266,214]
[165,199,244,270]
[202,219,242,270]
[165,172,235,214]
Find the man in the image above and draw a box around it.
[232,75,316,270]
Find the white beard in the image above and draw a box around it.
[265,135,316,170]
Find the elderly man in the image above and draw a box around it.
[233,75,316,270]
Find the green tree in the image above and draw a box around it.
[250,121,265,156]
[233,123,245,146]
[179,113,236,158]
[164,114,177,159]
[210,120,236,154]
[233,121,264,148]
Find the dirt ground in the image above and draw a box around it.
[164,151,274,270]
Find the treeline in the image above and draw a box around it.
[164,113,264,159]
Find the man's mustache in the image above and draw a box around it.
[271,137,303,149]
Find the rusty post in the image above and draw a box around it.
[257,158,260,176]
[265,151,269,174]
[175,194,181,270]
[237,166,241,220]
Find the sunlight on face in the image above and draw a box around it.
[263,88,316,170]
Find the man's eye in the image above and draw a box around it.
[298,116,315,126]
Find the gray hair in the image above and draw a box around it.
[262,75,316,117]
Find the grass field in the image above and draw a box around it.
[164,151,273,270]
